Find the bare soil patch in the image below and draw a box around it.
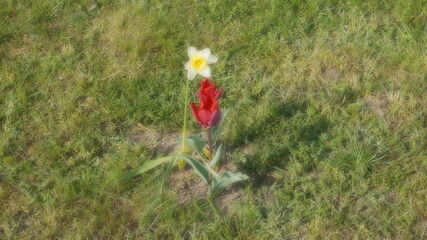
[128,124,181,155]
[168,159,246,213]
[365,94,390,117]
[129,124,247,213]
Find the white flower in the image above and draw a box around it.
[185,46,218,80]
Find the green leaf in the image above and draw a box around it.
[174,154,213,183]
[160,159,176,194]
[122,156,175,180]
[210,108,230,145]
[209,143,224,167]
[211,172,249,195]
[177,136,207,158]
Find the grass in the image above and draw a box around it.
[1,0,426,238]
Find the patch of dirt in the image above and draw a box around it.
[365,94,389,117]
[12,210,29,233]
[129,124,247,213]
[168,169,208,204]
[321,67,342,81]
[128,124,181,155]
[241,144,256,155]
[216,187,246,214]
[168,156,246,214]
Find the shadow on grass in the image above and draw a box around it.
[231,100,332,184]
[229,100,308,146]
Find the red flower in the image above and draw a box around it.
[197,78,223,100]
[190,79,223,129]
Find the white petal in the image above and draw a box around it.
[184,61,191,70]
[188,46,198,57]
[206,54,218,64]
[187,69,197,80]
[199,66,211,78]
[199,48,211,59]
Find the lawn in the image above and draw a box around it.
[1,0,426,239]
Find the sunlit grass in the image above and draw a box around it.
[0,0,426,238]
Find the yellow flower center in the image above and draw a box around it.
[191,56,206,71]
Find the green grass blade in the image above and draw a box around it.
[122,156,175,180]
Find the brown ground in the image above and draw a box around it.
[128,123,181,155]
[167,158,246,213]
[129,124,247,213]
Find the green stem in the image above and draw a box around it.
[207,128,213,163]
[178,77,190,171]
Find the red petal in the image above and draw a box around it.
[190,102,203,125]
[200,78,211,91]
[198,109,212,128]
[203,85,216,96]
[208,99,219,112]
